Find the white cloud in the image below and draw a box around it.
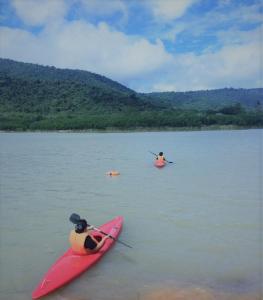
[0,21,172,81]
[1,1,262,92]
[53,21,173,79]
[159,2,263,45]
[149,39,262,92]
[11,0,68,26]
[1,20,261,92]
[0,27,42,62]
[194,2,263,36]
[147,0,197,21]
[230,2,263,24]
[217,24,263,46]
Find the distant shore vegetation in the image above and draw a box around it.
[1,107,262,131]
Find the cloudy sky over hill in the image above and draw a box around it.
[0,0,262,92]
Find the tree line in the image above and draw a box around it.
[1,109,262,131]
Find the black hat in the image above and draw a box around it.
[75,219,88,233]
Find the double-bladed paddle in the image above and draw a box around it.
[149,151,174,163]
[69,213,132,249]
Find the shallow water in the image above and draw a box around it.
[0,129,262,300]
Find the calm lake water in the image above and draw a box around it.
[0,129,262,300]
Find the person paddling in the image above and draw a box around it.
[149,151,173,164]
[69,218,110,254]
[156,151,166,162]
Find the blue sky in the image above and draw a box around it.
[0,0,262,92]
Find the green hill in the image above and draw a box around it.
[0,58,156,114]
[0,58,132,94]
[143,88,263,111]
[0,58,262,130]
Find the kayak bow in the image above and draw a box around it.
[154,160,166,168]
[32,216,123,299]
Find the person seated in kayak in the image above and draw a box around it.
[69,219,110,255]
[156,152,166,161]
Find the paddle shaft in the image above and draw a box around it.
[91,226,133,248]
[149,151,158,157]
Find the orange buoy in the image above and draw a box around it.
[106,171,120,176]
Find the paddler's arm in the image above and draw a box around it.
[94,234,111,251]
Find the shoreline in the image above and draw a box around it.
[0,125,262,133]
[139,284,262,300]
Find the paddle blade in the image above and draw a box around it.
[69,213,80,224]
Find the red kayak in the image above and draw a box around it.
[154,160,166,168]
[32,216,123,299]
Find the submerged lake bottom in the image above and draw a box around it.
[0,129,262,300]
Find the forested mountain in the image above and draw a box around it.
[0,58,262,130]
[0,58,133,94]
[144,88,263,111]
[0,58,157,114]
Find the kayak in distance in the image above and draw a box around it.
[154,160,166,168]
[32,216,123,299]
